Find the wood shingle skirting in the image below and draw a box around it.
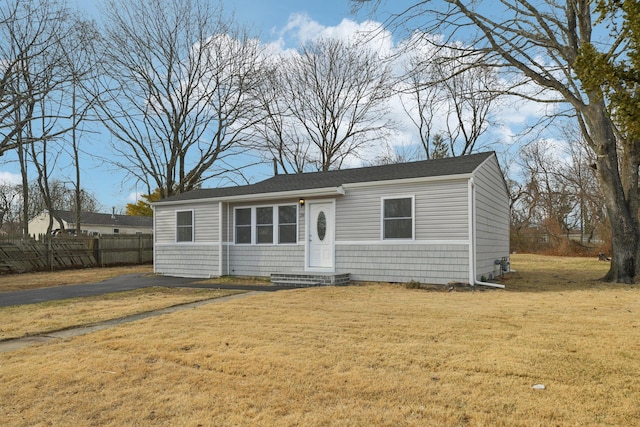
[270,272,350,287]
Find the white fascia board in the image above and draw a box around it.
[152,185,345,207]
[341,173,472,189]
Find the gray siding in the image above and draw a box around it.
[155,244,219,278]
[194,203,219,242]
[154,202,219,243]
[224,244,304,276]
[336,244,469,284]
[336,179,469,241]
[474,156,510,279]
[154,207,175,243]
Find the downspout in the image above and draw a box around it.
[152,205,157,274]
[218,201,223,277]
[469,176,506,289]
[468,177,475,287]
[226,203,230,276]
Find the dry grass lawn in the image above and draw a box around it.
[0,287,243,341]
[1,254,639,426]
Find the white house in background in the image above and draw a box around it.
[152,152,510,286]
[29,210,153,238]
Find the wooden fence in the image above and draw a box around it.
[85,234,153,267]
[0,234,153,274]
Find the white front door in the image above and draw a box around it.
[308,201,334,269]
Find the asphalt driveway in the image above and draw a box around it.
[0,274,288,307]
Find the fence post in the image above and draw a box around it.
[138,234,143,264]
[93,237,102,267]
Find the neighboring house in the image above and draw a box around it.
[152,152,510,285]
[29,210,153,238]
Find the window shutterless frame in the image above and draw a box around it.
[233,204,298,245]
[381,195,415,240]
[175,210,194,242]
[234,207,252,244]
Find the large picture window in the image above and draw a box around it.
[176,210,193,242]
[235,208,252,244]
[234,204,297,245]
[383,197,413,239]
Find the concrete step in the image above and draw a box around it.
[270,272,350,287]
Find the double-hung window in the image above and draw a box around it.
[176,210,194,242]
[382,196,414,239]
[278,205,297,244]
[256,207,274,244]
[235,208,252,244]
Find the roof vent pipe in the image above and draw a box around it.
[273,158,278,176]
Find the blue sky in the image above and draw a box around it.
[0,0,539,213]
[0,0,396,212]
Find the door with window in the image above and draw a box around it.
[308,201,334,269]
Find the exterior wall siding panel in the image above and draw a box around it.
[336,180,469,242]
[226,245,304,276]
[155,244,219,278]
[194,203,219,242]
[154,208,175,243]
[474,158,510,279]
[335,244,469,284]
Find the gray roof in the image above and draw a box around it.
[158,151,495,203]
[52,210,153,228]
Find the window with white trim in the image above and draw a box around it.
[256,206,274,244]
[235,208,251,244]
[382,196,414,239]
[176,210,193,242]
[278,205,297,244]
[234,204,297,245]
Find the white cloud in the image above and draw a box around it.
[0,171,21,185]
[127,191,143,202]
[278,13,393,56]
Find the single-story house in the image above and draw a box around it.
[152,151,509,285]
[29,210,153,238]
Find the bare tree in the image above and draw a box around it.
[58,18,100,235]
[0,0,73,156]
[355,0,640,282]
[0,180,20,232]
[254,38,394,172]
[398,53,441,159]
[399,45,500,158]
[2,0,83,236]
[94,0,263,199]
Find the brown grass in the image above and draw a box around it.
[500,253,614,291]
[0,287,243,340]
[1,254,639,426]
[0,265,154,292]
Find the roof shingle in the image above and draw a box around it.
[158,151,495,203]
[52,210,153,228]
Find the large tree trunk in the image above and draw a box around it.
[586,104,640,283]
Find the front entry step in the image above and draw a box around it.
[270,272,350,287]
